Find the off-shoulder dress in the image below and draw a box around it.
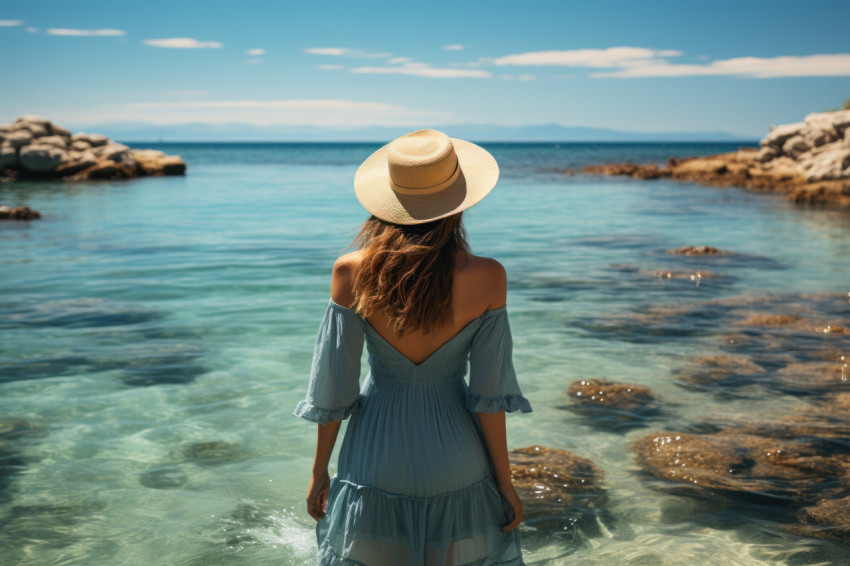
[294,299,532,565]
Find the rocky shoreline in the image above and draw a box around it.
[0,115,185,182]
[578,111,850,209]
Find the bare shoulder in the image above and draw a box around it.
[330,250,362,308]
[455,251,507,310]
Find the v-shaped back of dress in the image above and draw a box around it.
[360,306,499,384]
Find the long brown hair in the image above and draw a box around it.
[351,213,470,336]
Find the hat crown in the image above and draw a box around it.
[387,129,458,190]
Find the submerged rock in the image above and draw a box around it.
[183,441,247,466]
[632,431,850,503]
[797,496,850,546]
[0,115,185,181]
[567,378,658,411]
[675,354,765,386]
[566,379,661,431]
[508,445,605,520]
[0,206,40,220]
[667,246,725,256]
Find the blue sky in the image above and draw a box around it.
[1,0,849,136]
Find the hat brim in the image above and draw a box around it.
[354,137,499,225]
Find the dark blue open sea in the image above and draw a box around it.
[2,142,849,565]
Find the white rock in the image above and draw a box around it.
[801,147,850,181]
[761,121,805,148]
[19,144,68,173]
[102,142,130,162]
[36,135,68,149]
[0,144,17,169]
[71,133,108,147]
[132,149,166,160]
[76,150,97,168]
[757,146,778,163]
[831,110,850,134]
[845,128,850,148]
[6,130,33,148]
[87,133,109,147]
[14,115,51,127]
[49,123,72,138]
[17,122,49,137]
[71,140,90,152]
[782,135,811,158]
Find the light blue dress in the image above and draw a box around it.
[294,299,532,565]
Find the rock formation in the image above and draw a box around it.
[508,445,606,521]
[0,206,40,220]
[0,115,185,181]
[579,111,850,208]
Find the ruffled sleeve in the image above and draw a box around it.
[293,300,365,425]
[466,306,532,414]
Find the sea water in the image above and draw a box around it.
[1,142,849,565]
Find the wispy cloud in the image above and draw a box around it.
[388,57,412,64]
[499,74,537,81]
[493,47,678,68]
[0,20,22,26]
[123,99,405,111]
[318,64,344,71]
[593,53,850,78]
[351,62,491,78]
[62,98,452,127]
[304,47,392,58]
[444,44,464,51]
[26,27,37,33]
[47,28,126,36]
[246,48,266,56]
[144,37,222,49]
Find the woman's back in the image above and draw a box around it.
[331,248,508,365]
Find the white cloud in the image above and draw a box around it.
[47,28,126,36]
[243,59,261,65]
[498,74,537,81]
[388,57,412,64]
[304,47,392,58]
[144,37,222,49]
[493,47,679,67]
[26,27,37,33]
[318,64,344,70]
[304,47,348,56]
[61,98,451,127]
[593,53,850,78]
[246,48,265,56]
[351,62,491,78]
[0,20,22,26]
[490,46,850,79]
[444,44,464,51]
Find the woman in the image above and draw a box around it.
[294,129,532,565]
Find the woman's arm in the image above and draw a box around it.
[477,410,523,532]
[306,420,341,521]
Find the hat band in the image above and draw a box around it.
[390,163,461,196]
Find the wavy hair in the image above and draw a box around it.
[351,213,470,336]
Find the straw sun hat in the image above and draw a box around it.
[354,129,499,225]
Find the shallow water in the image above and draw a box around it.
[1,142,849,565]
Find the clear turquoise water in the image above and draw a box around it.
[1,142,849,565]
